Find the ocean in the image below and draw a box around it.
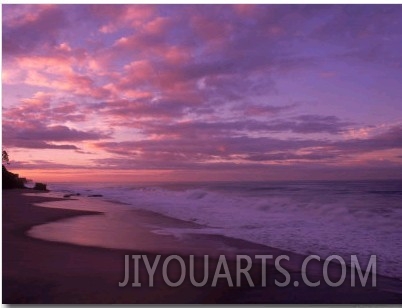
[47,180,402,280]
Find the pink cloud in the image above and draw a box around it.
[112,24,172,56]
[164,46,192,65]
[56,42,72,52]
[143,16,171,35]
[20,91,52,107]
[191,15,233,48]
[92,4,156,33]
[103,83,153,100]
[6,42,113,98]
[123,60,155,82]
[17,55,73,75]
[19,65,110,99]
[232,4,257,16]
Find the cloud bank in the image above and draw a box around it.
[3,4,402,180]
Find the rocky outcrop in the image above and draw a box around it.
[33,183,48,191]
[2,165,26,189]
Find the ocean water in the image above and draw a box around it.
[48,180,402,279]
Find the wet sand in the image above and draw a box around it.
[3,189,402,304]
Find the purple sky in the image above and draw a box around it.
[2,4,402,182]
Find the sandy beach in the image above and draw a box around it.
[3,189,402,304]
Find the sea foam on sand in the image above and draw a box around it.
[36,180,402,280]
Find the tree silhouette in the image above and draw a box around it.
[2,150,9,164]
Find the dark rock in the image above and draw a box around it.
[33,182,47,191]
[63,193,81,198]
[2,165,26,189]
[88,194,103,197]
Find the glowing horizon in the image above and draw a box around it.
[3,4,402,183]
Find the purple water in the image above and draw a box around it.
[48,180,402,279]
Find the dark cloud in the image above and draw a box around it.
[245,152,337,162]
[10,160,85,169]
[269,115,352,134]
[314,5,402,42]
[312,5,402,67]
[94,124,402,170]
[14,125,106,142]
[240,103,298,116]
[136,115,352,137]
[96,98,187,120]
[3,5,68,55]
[3,140,78,150]
[94,135,325,171]
[3,124,107,150]
[3,93,109,150]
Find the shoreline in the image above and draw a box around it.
[25,191,306,259]
[3,189,402,303]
